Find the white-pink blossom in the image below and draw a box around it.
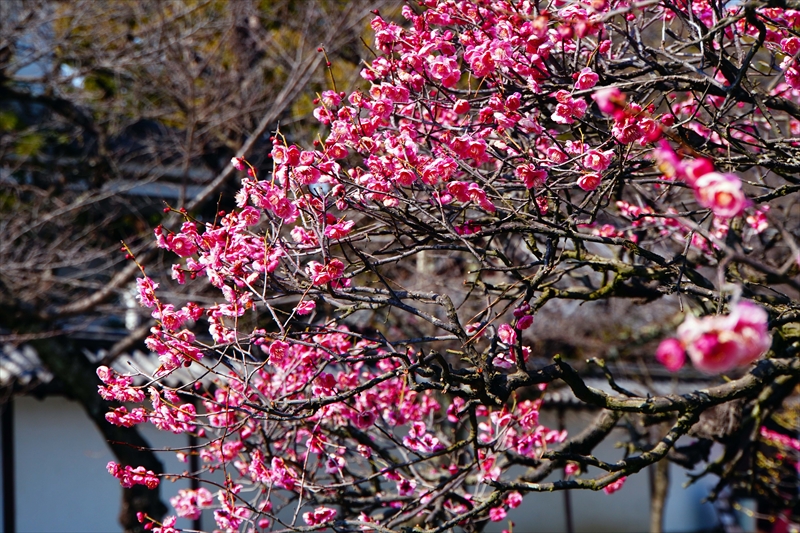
[693,172,748,218]
[577,173,602,191]
[660,301,772,374]
[575,67,599,90]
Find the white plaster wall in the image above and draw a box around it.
[15,396,121,533]
[13,396,194,533]
[0,405,5,530]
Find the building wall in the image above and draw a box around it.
[15,396,121,532]
[1,402,5,530]
[3,396,197,533]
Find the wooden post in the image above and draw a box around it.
[1,398,15,533]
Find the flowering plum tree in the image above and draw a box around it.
[104,0,800,530]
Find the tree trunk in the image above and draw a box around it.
[650,458,670,533]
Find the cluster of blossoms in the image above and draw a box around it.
[98,365,198,434]
[99,0,800,529]
[653,142,749,219]
[170,488,214,520]
[97,365,145,403]
[107,462,160,489]
[137,514,179,533]
[488,491,523,522]
[656,301,772,374]
[302,507,337,527]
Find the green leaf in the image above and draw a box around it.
[0,110,19,131]
[14,133,45,156]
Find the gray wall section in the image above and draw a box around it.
[15,396,121,532]
[13,396,194,533]
[0,402,5,533]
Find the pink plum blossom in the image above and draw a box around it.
[565,462,580,476]
[575,67,599,90]
[324,219,355,240]
[505,492,523,508]
[655,338,686,372]
[307,258,345,285]
[583,149,614,171]
[517,315,533,330]
[427,55,461,87]
[747,207,770,234]
[453,99,470,114]
[592,87,626,116]
[612,116,643,144]
[303,506,337,526]
[577,173,602,191]
[107,462,159,489]
[105,406,146,428]
[693,172,748,218]
[662,301,772,374]
[97,366,145,403]
[150,515,178,533]
[653,142,684,179]
[516,165,548,188]
[489,507,508,521]
[551,90,588,124]
[295,300,316,315]
[171,488,213,520]
[603,476,626,494]
[397,477,417,496]
[136,277,159,308]
[102,2,796,529]
[679,157,712,186]
[498,323,517,345]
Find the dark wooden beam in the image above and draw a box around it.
[1,398,15,533]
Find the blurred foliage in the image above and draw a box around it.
[1,0,376,307]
